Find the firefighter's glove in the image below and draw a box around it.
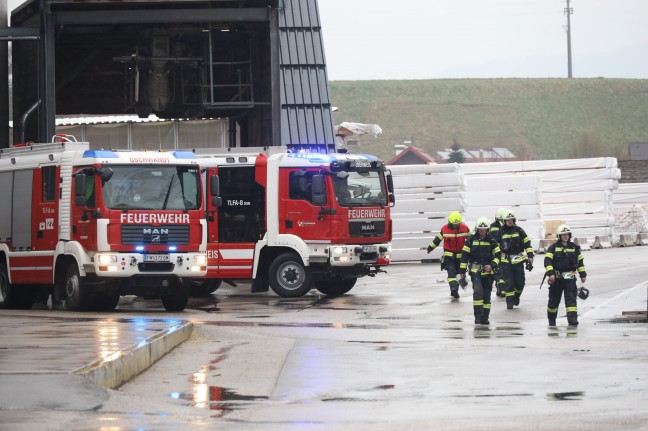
[426,245,434,254]
[459,274,468,289]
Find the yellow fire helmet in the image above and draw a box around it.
[448,212,462,225]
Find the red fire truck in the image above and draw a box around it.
[191,148,394,298]
[0,137,209,312]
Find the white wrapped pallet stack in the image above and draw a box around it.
[612,183,648,241]
[462,158,619,244]
[464,175,544,250]
[389,163,466,262]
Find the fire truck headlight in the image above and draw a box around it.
[195,255,207,265]
[332,247,347,255]
[97,254,118,264]
[190,265,205,272]
[106,265,119,272]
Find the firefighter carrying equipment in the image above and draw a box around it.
[427,222,471,256]
[556,224,573,240]
[499,224,534,263]
[543,241,587,279]
[578,286,590,300]
[448,212,463,225]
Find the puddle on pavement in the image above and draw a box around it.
[547,391,585,401]
[453,393,533,398]
[198,320,387,330]
[171,344,268,417]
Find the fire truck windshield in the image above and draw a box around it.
[101,165,201,210]
[332,170,387,207]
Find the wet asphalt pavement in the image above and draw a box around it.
[1,246,647,430]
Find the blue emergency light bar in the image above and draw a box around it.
[82,150,119,159]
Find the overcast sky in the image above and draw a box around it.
[4,0,647,80]
[318,0,648,80]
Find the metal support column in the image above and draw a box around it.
[40,3,56,141]
[0,0,9,149]
[269,6,281,147]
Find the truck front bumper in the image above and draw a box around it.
[91,252,208,277]
[327,244,391,267]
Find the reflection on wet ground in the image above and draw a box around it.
[0,315,181,373]
[547,391,585,401]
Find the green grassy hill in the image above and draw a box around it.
[329,78,648,161]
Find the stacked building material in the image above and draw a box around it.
[612,183,648,241]
[389,164,466,262]
[461,158,620,244]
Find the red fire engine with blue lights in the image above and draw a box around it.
[192,147,394,297]
[0,136,209,311]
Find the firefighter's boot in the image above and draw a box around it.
[451,288,460,299]
[473,302,483,324]
[567,312,579,327]
[547,310,557,327]
[481,307,491,325]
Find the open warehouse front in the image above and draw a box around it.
[7,0,334,149]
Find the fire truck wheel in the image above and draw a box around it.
[189,279,222,297]
[315,278,357,296]
[64,264,93,311]
[94,293,120,312]
[268,253,313,298]
[0,264,34,309]
[161,285,189,312]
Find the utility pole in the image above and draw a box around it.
[1,0,9,148]
[565,0,574,78]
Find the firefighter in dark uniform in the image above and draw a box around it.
[427,212,470,298]
[499,210,534,309]
[459,217,501,325]
[489,208,507,297]
[544,224,587,327]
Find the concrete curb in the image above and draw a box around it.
[74,321,193,389]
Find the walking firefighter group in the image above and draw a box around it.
[426,209,588,327]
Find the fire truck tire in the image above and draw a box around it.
[161,285,189,312]
[268,253,313,298]
[315,278,357,296]
[94,293,120,312]
[189,279,222,297]
[64,264,93,311]
[0,264,36,309]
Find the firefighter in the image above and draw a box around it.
[427,212,470,298]
[498,210,534,309]
[544,225,587,327]
[459,217,501,325]
[490,208,507,297]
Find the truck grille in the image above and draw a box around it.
[349,220,385,238]
[137,262,175,272]
[121,224,190,245]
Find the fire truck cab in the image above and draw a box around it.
[0,137,208,311]
[193,148,394,298]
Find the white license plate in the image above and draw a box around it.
[362,246,378,253]
[144,255,170,262]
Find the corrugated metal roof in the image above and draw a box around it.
[279,0,335,151]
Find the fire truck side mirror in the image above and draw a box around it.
[386,173,394,194]
[99,167,114,183]
[209,175,220,197]
[311,174,326,206]
[74,174,87,206]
